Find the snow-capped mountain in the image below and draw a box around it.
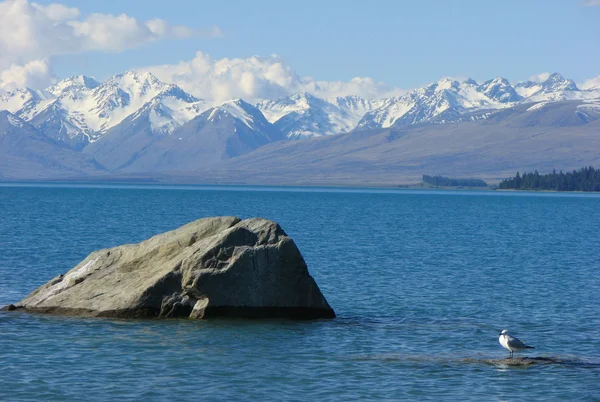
[257,92,385,139]
[59,71,206,137]
[356,78,492,129]
[514,73,581,102]
[2,69,600,150]
[0,110,105,178]
[478,77,522,103]
[357,74,600,130]
[2,68,600,180]
[46,75,100,97]
[85,98,283,172]
[581,76,600,91]
[126,86,209,135]
[0,71,208,149]
[205,99,280,141]
[259,77,534,135]
[0,88,52,120]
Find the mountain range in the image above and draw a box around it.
[1,70,599,184]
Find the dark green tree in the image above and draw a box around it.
[498,166,600,191]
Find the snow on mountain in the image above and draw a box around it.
[125,86,208,135]
[29,102,94,150]
[0,88,52,119]
[208,99,257,129]
[5,111,25,128]
[257,92,383,139]
[356,78,512,129]
[206,98,282,142]
[478,77,522,103]
[0,110,106,179]
[0,71,207,148]
[256,74,599,134]
[581,76,600,91]
[0,110,33,135]
[2,69,600,147]
[0,88,38,114]
[46,75,100,97]
[72,71,188,133]
[331,94,387,126]
[86,98,284,173]
[514,73,583,102]
[258,93,341,138]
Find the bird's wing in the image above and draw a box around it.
[507,336,530,348]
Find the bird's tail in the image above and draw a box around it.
[526,346,535,349]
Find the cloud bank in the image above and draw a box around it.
[1,0,596,103]
[528,72,551,83]
[144,51,401,103]
[580,76,600,90]
[0,0,217,89]
[0,0,398,101]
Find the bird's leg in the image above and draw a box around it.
[509,351,513,359]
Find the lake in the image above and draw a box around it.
[1,184,599,400]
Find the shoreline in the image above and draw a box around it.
[1,179,600,195]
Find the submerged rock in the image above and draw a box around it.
[4,217,335,319]
[462,357,572,366]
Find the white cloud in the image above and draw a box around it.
[0,59,52,90]
[0,0,219,89]
[528,72,551,83]
[581,0,600,6]
[439,75,471,83]
[580,76,600,90]
[31,2,79,20]
[144,51,403,103]
[66,13,197,52]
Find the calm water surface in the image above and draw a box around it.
[1,184,599,400]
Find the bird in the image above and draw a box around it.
[499,329,535,358]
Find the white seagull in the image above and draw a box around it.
[499,329,535,358]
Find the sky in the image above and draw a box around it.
[1,0,599,101]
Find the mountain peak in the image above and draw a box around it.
[436,78,460,90]
[543,73,578,92]
[118,70,158,80]
[419,78,459,96]
[287,92,321,104]
[47,75,100,96]
[221,98,249,107]
[206,99,261,129]
[547,72,566,81]
[106,70,164,89]
[0,110,26,128]
[489,76,510,85]
[478,77,521,103]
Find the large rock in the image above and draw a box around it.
[5,217,335,319]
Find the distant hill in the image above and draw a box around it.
[175,106,600,186]
[0,111,106,179]
[1,68,600,182]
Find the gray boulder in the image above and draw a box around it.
[5,217,335,319]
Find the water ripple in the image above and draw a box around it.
[1,185,600,400]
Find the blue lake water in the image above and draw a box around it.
[1,184,599,400]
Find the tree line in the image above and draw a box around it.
[422,175,488,187]
[498,166,600,191]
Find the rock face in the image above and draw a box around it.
[5,217,335,319]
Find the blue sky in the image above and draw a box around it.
[1,0,599,98]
